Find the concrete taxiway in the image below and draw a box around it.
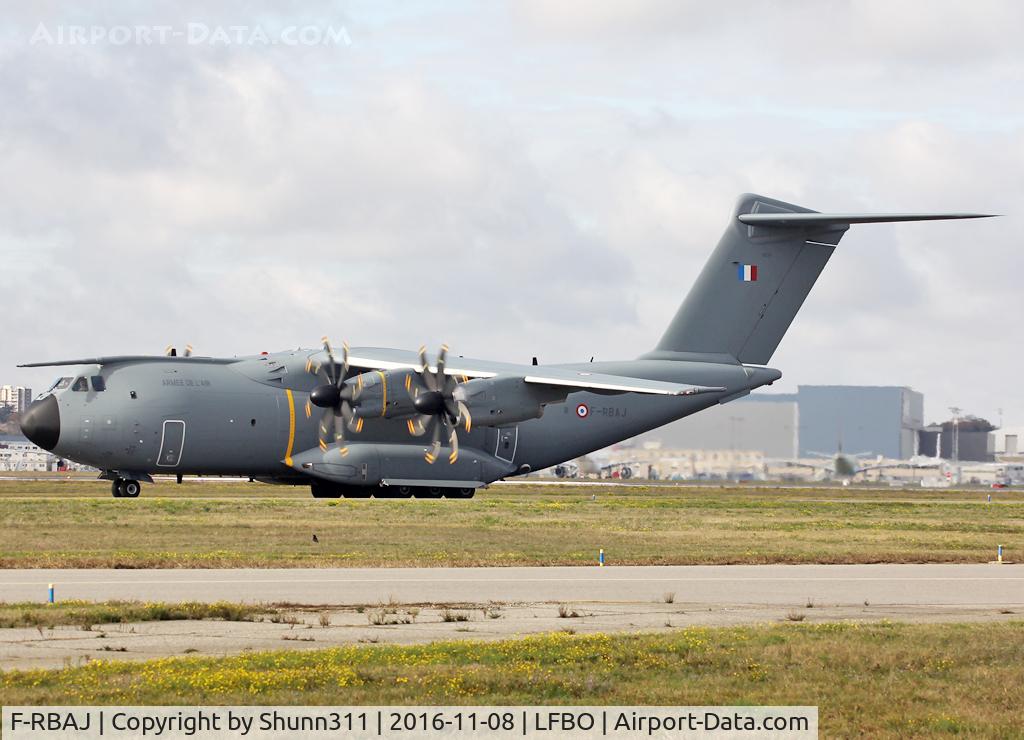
[2,565,1021,670]
[2,564,1022,606]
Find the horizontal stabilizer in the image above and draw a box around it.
[738,212,996,227]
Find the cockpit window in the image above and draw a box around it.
[71,377,88,392]
[90,376,106,392]
[50,377,72,391]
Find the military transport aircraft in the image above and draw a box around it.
[18,194,993,499]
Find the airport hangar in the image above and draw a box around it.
[630,384,925,460]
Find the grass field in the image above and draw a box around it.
[1,623,1021,737]
[0,601,270,629]
[0,479,1020,568]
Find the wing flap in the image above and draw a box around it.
[523,373,722,396]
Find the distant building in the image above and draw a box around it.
[919,417,996,462]
[630,384,924,460]
[17,387,32,412]
[631,398,799,458]
[0,385,32,413]
[793,385,923,460]
[993,426,1023,458]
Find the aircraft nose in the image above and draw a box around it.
[20,395,60,451]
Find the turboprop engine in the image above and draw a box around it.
[344,371,565,427]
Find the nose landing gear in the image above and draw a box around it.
[111,478,142,498]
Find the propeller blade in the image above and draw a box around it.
[318,416,331,451]
[424,422,442,464]
[321,336,336,385]
[448,427,459,464]
[457,400,472,433]
[184,344,193,357]
[436,343,448,380]
[332,408,345,442]
[339,341,350,384]
[406,414,429,437]
[417,345,439,391]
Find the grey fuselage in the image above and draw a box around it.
[38,349,777,485]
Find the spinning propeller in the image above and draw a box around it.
[404,344,471,464]
[306,337,361,454]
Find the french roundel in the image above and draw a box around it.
[575,403,589,418]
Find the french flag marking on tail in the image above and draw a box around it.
[738,263,758,282]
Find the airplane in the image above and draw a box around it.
[775,450,945,483]
[17,194,993,499]
[553,456,640,479]
[773,449,874,481]
[552,456,602,479]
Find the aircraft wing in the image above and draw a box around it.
[855,461,944,474]
[770,459,829,471]
[18,355,235,367]
[342,347,725,397]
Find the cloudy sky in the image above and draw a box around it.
[2,1,1021,426]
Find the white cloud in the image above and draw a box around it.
[1,1,1021,427]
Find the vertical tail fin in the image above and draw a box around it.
[650,193,992,365]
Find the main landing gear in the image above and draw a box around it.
[111,478,142,498]
[310,483,475,499]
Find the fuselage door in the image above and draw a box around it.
[156,420,186,467]
[495,426,518,463]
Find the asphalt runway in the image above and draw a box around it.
[3,564,1022,606]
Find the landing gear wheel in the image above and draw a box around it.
[374,487,412,499]
[342,487,372,498]
[414,486,444,499]
[310,483,342,499]
[111,479,124,498]
[443,487,475,499]
[119,479,141,498]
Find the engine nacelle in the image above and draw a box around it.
[454,376,566,426]
[347,369,419,420]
